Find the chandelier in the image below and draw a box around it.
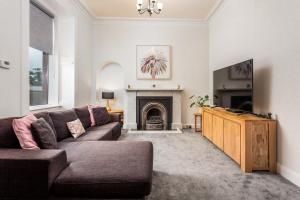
[136,0,164,16]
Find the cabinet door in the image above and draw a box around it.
[251,122,269,170]
[203,111,213,141]
[212,116,224,150]
[224,119,241,164]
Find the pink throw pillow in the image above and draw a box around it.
[12,114,40,150]
[88,105,100,126]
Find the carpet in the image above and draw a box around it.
[119,131,300,200]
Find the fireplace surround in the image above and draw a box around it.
[124,88,183,130]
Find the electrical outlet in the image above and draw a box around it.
[0,60,10,69]
[183,125,192,129]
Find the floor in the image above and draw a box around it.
[119,130,300,200]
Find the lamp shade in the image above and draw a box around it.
[102,92,114,99]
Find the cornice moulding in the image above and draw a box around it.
[76,0,224,23]
[93,17,208,26]
[205,0,224,21]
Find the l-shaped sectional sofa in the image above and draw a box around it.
[0,106,153,199]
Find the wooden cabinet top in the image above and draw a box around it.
[109,109,124,113]
[203,107,276,123]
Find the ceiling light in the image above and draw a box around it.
[136,0,163,16]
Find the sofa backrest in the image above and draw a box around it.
[0,107,93,147]
[74,106,91,129]
[34,112,57,136]
[0,117,21,149]
[49,110,79,141]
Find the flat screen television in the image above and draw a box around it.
[213,59,253,113]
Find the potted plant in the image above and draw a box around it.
[189,95,210,113]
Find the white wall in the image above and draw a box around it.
[74,10,93,107]
[0,0,29,117]
[209,0,300,186]
[57,0,93,107]
[0,0,93,118]
[98,63,125,109]
[58,18,75,109]
[92,20,209,125]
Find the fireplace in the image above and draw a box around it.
[136,96,172,130]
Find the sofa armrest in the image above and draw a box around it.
[110,113,121,122]
[0,149,67,198]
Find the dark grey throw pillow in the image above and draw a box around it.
[31,118,58,149]
[74,106,91,129]
[92,107,111,126]
[34,112,57,136]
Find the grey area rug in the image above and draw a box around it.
[119,131,300,200]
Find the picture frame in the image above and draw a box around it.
[136,45,171,80]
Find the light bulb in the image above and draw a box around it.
[137,0,143,5]
[157,2,163,10]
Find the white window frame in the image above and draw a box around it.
[29,4,59,111]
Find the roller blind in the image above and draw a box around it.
[30,3,54,54]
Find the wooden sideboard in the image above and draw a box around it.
[202,107,277,173]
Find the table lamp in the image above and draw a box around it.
[102,91,114,111]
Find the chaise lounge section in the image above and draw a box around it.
[0,106,153,199]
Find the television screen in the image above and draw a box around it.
[213,59,253,112]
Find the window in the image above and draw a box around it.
[29,2,58,108]
[29,47,49,106]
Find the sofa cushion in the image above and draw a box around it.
[93,107,111,126]
[67,119,86,139]
[0,117,20,148]
[74,106,91,129]
[31,118,58,149]
[12,114,39,150]
[34,112,57,136]
[53,141,153,198]
[94,122,121,140]
[59,127,113,142]
[49,110,78,141]
[0,149,67,197]
[88,105,100,126]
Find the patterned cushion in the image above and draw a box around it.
[93,107,111,126]
[67,119,86,139]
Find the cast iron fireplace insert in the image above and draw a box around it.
[136,96,173,130]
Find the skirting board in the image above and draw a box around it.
[124,123,184,130]
[277,163,300,187]
[127,128,183,134]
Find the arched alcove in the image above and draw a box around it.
[97,62,125,110]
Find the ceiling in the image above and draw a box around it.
[79,0,222,20]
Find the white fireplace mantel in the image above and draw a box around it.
[126,88,184,92]
[124,88,183,130]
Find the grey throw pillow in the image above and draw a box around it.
[31,118,58,149]
[92,107,111,126]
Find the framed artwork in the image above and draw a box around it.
[136,45,171,80]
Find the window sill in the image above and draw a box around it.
[30,104,62,112]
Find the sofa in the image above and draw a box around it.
[0,106,153,199]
